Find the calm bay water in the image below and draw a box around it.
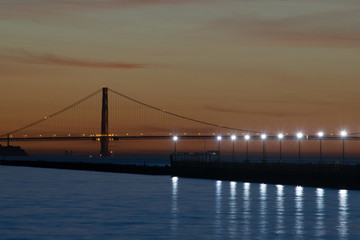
[1,166,360,239]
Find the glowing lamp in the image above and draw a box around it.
[340,130,347,137]
[297,132,303,139]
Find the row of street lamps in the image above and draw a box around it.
[172,130,349,164]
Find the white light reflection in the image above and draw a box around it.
[242,182,251,237]
[171,176,178,237]
[172,176,178,196]
[295,186,304,237]
[228,181,237,239]
[259,184,267,237]
[215,180,223,238]
[338,189,348,238]
[276,185,284,235]
[315,188,325,238]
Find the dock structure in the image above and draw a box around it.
[171,159,360,190]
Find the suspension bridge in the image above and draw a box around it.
[1,87,360,161]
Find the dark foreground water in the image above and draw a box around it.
[1,166,360,239]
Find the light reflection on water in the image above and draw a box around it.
[295,186,304,238]
[315,188,325,238]
[242,182,251,238]
[215,180,223,239]
[171,176,178,238]
[259,183,267,237]
[276,184,284,235]
[1,166,360,239]
[338,189,348,239]
[228,181,237,239]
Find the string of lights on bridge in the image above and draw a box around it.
[171,130,349,141]
[2,129,354,140]
[170,130,350,164]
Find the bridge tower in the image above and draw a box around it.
[100,87,109,156]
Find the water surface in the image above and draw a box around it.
[1,166,360,239]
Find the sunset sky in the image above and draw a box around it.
[1,0,360,137]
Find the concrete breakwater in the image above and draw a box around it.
[2,159,360,190]
[0,159,171,175]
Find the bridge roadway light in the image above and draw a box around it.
[231,135,237,162]
[261,134,267,163]
[297,132,303,164]
[244,135,250,162]
[317,131,324,164]
[278,133,284,163]
[340,130,347,164]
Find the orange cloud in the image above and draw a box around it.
[0,49,147,69]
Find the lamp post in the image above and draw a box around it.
[231,135,237,162]
[173,136,178,160]
[278,133,284,163]
[297,132,303,164]
[261,134,267,163]
[217,136,222,162]
[244,134,250,163]
[317,131,324,164]
[340,130,347,164]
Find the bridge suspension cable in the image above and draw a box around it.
[1,89,102,137]
[108,88,261,134]
[1,87,263,139]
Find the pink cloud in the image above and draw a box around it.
[1,49,147,69]
[205,9,360,48]
[0,0,201,19]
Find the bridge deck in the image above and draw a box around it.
[1,135,360,142]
